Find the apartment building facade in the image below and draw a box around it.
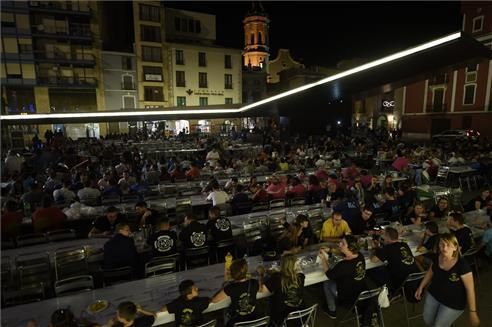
[401,2,492,138]
[1,0,106,139]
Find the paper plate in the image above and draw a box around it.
[87,300,109,314]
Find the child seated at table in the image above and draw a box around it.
[162,280,211,327]
[109,301,155,327]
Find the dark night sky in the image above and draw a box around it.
[104,1,462,68]
[164,1,462,67]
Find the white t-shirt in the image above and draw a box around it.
[206,150,220,167]
[206,190,229,206]
[77,187,101,203]
[53,187,76,203]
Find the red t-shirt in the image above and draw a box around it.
[288,184,306,197]
[32,207,67,233]
[267,183,286,199]
[1,210,22,239]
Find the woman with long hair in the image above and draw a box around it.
[415,233,480,327]
[212,258,265,326]
[289,214,315,248]
[261,254,305,326]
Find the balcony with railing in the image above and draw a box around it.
[37,76,97,88]
[1,1,29,11]
[28,1,92,15]
[429,74,449,85]
[31,23,92,40]
[426,103,448,113]
[121,82,135,90]
[33,50,95,66]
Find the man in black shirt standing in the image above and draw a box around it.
[103,223,138,270]
[147,218,178,258]
[371,227,419,292]
[162,280,210,327]
[179,215,208,250]
[448,212,474,254]
[88,206,124,238]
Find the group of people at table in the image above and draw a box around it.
[13,184,491,327]
[2,132,492,327]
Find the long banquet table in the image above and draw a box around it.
[2,214,487,327]
[0,232,416,327]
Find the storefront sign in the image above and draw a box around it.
[144,74,162,81]
[194,90,224,96]
[381,99,395,112]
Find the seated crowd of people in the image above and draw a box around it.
[2,129,492,327]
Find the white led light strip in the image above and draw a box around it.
[1,32,461,122]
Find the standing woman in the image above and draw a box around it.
[415,233,480,327]
[261,254,305,326]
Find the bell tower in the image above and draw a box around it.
[243,2,270,71]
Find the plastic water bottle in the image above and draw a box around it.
[23,202,31,218]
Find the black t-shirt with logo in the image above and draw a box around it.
[428,254,471,310]
[147,230,178,257]
[374,241,419,289]
[452,226,474,254]
[93,214,124,233]
[224,279,259,323]
[265,272,305,325]
[180,221,208,249]
[325,253,367,307]
[206,217,232,243]
[166,296,210,327]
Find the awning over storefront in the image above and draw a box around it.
[2,32,491,126]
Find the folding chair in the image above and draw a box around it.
[234,316,270,327]
[54,247,89,280]
[251,202,269,212]
[145,257,178,277]
[270,199,286,210]
[197,320,216,327]
[54,275,94,297]
[337,287,385,327]
[16,253,52,290]
[2,284,45,306]
[46,229,77,242]
[398,271,426,327]
[464,247,481,284]
[184,246,210,270]
[289,197,306,207]
[283,303,318,327]
[268,212,287,238]
[243,216,268,256]
[101,266,134,286]
[16,233,48,247]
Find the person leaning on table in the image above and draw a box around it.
[319,211,352,242]
[414,233,480,327]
